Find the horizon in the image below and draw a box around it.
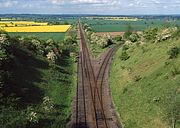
[0,13,180,16]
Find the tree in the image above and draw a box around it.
[143,27,158,41]
[129,33,139,42]
[124,24,133,39]
[64,21,69,25]
[167,47,179,59]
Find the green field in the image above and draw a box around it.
[109,38,180,128]
[9,32,65,42]
[82,19,180,32]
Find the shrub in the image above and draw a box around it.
[133,75,142,82]
[122,45,129,51]
[106,38,113,46]
[123,87,128,94]
[171,65,180,77]
[167,46,179,59]
[120,51,130,61]
[123,24,133,39]
[129,33,139,42]
[172,26,180,38]
[143,27,158,41]
[113,35,122,42]
[0,49,8,61]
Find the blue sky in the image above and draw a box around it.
[0,0,180,14]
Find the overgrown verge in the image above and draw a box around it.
[110,26,180,128]
[82,23,122,58]
[0,26,78,128]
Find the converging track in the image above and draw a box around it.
[67,21,122,128]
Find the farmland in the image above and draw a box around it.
[0,21,48,27]
[0,20,71,41]
[82,18,180,32]
[2,25,71,32]
[9,32,66,41]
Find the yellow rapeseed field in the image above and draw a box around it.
[2,25,71,32]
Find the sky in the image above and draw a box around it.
[0,0,180,15]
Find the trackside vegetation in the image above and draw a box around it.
[109,26,180,128]
[83,23,122,58]
[0,26,78,128]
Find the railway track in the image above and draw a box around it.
[67,21,122,128]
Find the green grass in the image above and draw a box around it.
[109,38,180,128]
[8,32,65,42]
[0,44,76,128]
[36,57,76,128]
[82,19,180,32]
[88,42,108,58]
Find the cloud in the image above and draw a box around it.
[0,0,180,14]
[51,0,61,4]
[0,0,18,8]
[50,0,121,5]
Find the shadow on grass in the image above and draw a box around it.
[4,48,49,108]
[57,50,71,67]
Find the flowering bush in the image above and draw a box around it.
[26,107,38,123]
[41,96,54,112]
[46,51,57,62]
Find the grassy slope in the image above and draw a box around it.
[109,39,180,128]
[37,57,76,127]
[4,52,76,128]
[8,32,65,42]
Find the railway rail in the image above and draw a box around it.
[68,21,122,128]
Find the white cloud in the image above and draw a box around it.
[0,0,18,8]
[0,0,180,14]
[50,0,120,5]
[51,0,61,4]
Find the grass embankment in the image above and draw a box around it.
[5,53,76,128]
[0,26,77,128]
[110,39,180,128]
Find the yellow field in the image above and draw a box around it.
[0,21,48,27]
[2,25,71,32]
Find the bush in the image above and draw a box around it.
[171,65,180,76]
[123,24,133,39]
[143,27,158,41]
[129,33,139,42]
[113,35,122,42]
[106,38,114,46]
[167,46,179,59]
[172,26,180,38]
[120,51,130,61]
[133,75,142,82]
[122,45,129,51]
